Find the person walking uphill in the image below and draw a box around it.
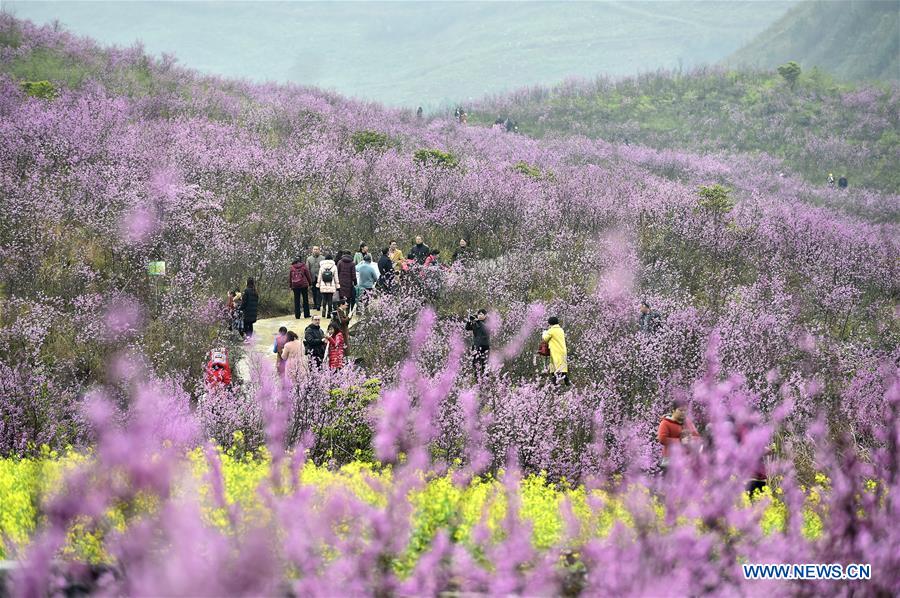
[307,246,324,312]
[317,253,339,319]
[337,252,357,314]
[289,258,313,319]
[466,309,490,380]
[241,278,259,337]
[408,236,430,265]
[542,317,569,386]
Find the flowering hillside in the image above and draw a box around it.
[472,67,900,193]
[0,15,899,595]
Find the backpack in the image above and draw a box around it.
[290,266,305,287]
[321,266,334,284]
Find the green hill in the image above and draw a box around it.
[727,0,899,81]
[471,68,900,193]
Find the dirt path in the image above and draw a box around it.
[235,310,356,380]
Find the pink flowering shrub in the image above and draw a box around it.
[7,314,900,595]
[0,16,898,592]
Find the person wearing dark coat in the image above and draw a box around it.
[465,309,490,380]
[377,247,394,291]
[452,238,471,264]
[407,235,430,265]
[303,315,327,367]
[306,246,324,311]
[289,258,313,319]
[241,277,259,337]
[639,300,662,333]
[336,253,357,313]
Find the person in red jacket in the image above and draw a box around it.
[205,348,232,389]
[326,321,345,370]
[289,257,313,319]
[657,402,700,467]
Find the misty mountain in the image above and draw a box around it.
[728,0,899,81]
[6,0,793,106]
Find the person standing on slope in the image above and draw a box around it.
[408,235,431,265]
[241,277,259,338]
[303,315,327,368]
[355,253,380,310]
[316,253,339,319]
[541,316,569,386]
[306,246,324,312]
[289,257,313,319]
[465,309,490,380]
[337,251,357,314]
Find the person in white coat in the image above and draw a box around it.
[316,253,340,319]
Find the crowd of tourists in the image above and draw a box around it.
[219,238,765,492]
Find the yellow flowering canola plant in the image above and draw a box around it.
[0,448,827,566]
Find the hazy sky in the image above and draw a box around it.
[6,1,794,107]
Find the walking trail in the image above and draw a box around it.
[235,310,357,380]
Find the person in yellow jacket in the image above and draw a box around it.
[388,239,405,272]
[541,317,569,386]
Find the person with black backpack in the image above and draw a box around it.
[316,253,339,319]
[289,257,313,319]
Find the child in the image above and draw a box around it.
[326,322,345,370]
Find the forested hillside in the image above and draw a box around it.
[728,0,899,82]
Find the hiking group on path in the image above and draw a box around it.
[219,236,766,493]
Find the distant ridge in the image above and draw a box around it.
[727,0,899,81]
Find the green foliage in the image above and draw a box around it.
[413,148,459,169]
[475,68,898,192]
[350,130,393,153]
[777,61,802,89]
[0,20,22,48]
[696,184,734,214]
[20,80,57,100]
[3,48,96,89]
[314,380,381,463]
[513,161,542,179]
[512,161,554,181]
